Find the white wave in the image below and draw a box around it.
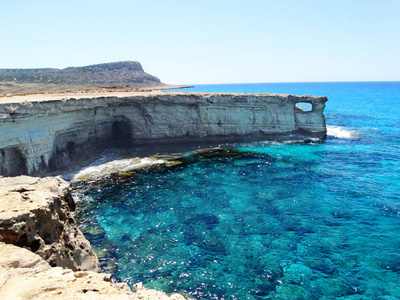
[72,157,165,182]
[327,125,361,139]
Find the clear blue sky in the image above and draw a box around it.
[1,0,399,84]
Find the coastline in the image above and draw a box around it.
[0,147,257,299]
[0,90,327,298]
[0,91,327,176]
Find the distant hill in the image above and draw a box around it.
[0,61,161,85]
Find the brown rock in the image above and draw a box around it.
[0,176,98,271]
[0,177,187,299]
[0,243,185,299]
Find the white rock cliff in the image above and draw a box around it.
[0,91,327,176]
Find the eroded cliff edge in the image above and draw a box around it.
[0,176,98,271]
[0,91,327,176]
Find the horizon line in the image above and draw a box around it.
[178,80,400,85]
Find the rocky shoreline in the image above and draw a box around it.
[0,148,257,299]
[0,89,327,298]
[0,175,186,299]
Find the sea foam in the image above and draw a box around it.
[327,125,361,139]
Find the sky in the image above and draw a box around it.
[0,0,399,84]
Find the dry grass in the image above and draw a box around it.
[0,81,189,97]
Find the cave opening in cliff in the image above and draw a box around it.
[112,120,133,146]
[0,147,28,176]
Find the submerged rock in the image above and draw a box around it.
[280,260,313,284]
[70,147,270,183]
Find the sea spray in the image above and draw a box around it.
[327,125,361,139]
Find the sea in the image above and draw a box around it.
[75,82,400,299]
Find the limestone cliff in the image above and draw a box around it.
[0,91,327,176]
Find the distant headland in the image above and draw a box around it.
[0,61,190,95]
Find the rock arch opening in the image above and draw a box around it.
[295,102,313,112]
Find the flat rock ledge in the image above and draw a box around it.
[0,176,185,300]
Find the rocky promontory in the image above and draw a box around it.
[0,61,160,85]
[0,61,188,95]
[0,175,186,299]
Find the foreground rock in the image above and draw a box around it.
[0,91,327,176]
[0,176,186,299]
[0,243,185,299]
[0,176,98,271]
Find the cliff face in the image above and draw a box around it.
[0,91,327,176]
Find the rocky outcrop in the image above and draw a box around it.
[0,91,327,176]
[0,243,185,299]
[0,176,186,299]
[0,176,98,271]
[71,147,266,182]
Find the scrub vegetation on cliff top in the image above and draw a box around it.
[0,61,169,94]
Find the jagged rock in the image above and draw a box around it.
[0,176,99,271]
[0,177,187,299]
[0,91,327,176]
[0,242,185,299]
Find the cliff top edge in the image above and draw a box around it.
[0,90,326,105]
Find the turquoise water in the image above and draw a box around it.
[76,82,400,299]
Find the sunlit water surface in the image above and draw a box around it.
[76,82,400,299]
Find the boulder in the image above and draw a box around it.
[0,176,98,271]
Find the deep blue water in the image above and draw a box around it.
[76,82,400,299]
